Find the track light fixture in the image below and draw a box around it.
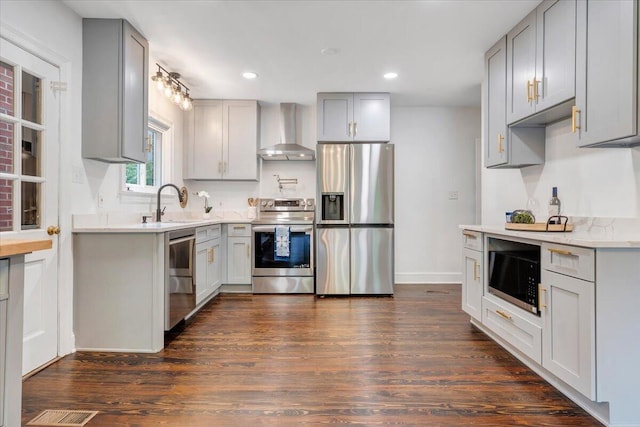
[151,63,193,111]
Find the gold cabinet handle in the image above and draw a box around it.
[462,231,476,238]
[538,284,547,311]
[496,309,512,320]
[208,248,215,263]
[145,136,152,153]
[526,80,534,103]
[498,133,505,153]
[548,248,573,256]
[533,78,540,100]
[571,106,581,133]
[47,225,60,236]
[473,261,480,281]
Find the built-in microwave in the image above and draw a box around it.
[488,250,540,316]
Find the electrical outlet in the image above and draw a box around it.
[448,190,459,200]
[71,166,84,184]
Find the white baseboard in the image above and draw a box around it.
[395,272,462,284]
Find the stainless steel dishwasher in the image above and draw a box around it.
[165,228,196,330]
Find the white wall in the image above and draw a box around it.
[393,107,480,283]
[482,119,640,229]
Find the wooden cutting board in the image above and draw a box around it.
[505,222,573,232]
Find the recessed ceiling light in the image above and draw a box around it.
[242,72,258,79]
[320,47,339,56]
[384,72,398,80]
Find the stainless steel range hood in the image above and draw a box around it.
[258,103,315,161]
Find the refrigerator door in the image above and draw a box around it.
[316,144,350,225]
[350,143,394,224]
[316,227,350,295]
[350,227,394,294]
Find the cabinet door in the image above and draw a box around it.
[541,270,595,399]
[195,241,210,304]
[535,0,576,112]
[227,236,251,284]
[317,93,353,141]
[575,0,638,147]
[190,100,223,179]
[223,100,258,180]
[485,37,508,167]
[121,20,148,163]
[353,93,390,142]
[462,248,483,322]
[210,238,222,292]
[506,10,537,124]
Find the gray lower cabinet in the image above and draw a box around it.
[484,37,545,169]
[506,0,576,125]
[74,233,165,352]
[0,259,7,427]
[1,256,25,427]
[195,225,222,304]
[461,231,483,322]
[226,224,251,285]
[82,18,149,163]
[574,0,640,147]
[317,93,390,142]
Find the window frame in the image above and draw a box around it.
[120,114,173,198]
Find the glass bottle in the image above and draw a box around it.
[548,187,561,223]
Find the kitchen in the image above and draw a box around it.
[1,0,639,426]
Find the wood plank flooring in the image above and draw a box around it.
[22,284,603,426]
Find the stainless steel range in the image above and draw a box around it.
[252,198,315,293]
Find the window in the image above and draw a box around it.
[122,116,171,194]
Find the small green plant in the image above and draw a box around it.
[512,211,534,224]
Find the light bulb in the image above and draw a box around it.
[181,94,191,111]
[163,80,173,98]
[172,86,183,104]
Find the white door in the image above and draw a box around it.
[0,38,60,375]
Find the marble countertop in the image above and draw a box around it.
[460,224,640,248]
[0,239,53,256]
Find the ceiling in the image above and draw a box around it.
[63,0,540,107]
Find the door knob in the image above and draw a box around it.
[47,226,60,235]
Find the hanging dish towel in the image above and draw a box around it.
[275,226,290,258]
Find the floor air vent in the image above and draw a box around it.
[27,409,98,426]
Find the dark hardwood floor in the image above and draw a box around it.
[22,284,602,426]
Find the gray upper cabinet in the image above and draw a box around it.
[506,0,576,125]
[485,37,508,167]
[485,37,545,169]
[184,100,259,180]
[317,93,390,142]
[574,0,640,148]
[82,19,148,163]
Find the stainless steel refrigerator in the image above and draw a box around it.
[316,143,394,295]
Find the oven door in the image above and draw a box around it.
[252,225,314,276]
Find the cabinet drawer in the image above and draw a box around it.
[228,223,251,237]
[462,230,483,251]
[541,243,594,282]
[482,296,542,364]
[196,224,221,242]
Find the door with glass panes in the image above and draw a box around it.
[0,38,60,375]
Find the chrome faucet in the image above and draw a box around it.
[156,184,188,222]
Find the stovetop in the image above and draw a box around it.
[252,198,315,224]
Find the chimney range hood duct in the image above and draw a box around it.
[258,103,315,161]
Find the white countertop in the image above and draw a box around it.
[73,213,252,233]
[460,224,640,248]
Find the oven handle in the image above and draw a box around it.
[252,225,313,234]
